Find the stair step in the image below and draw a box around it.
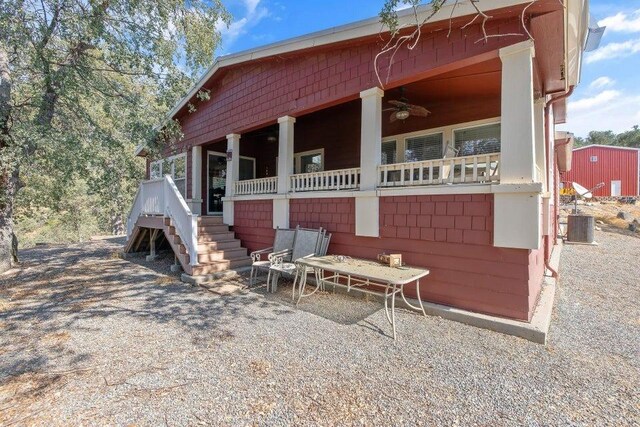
[196,240,241,251]
[197,248,247,263]
[191,257,252,275]
[198,216,224,225]
[198,232,235,242]
[198,224,230,234]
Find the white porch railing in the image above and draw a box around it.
[234,177,277,195]
[126,175,199,266]
[378,153,501,187]
[290,167,361,192]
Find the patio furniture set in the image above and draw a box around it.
[249,228,430,340]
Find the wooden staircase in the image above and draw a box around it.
[125,215,252,277]
[163,216,252,276]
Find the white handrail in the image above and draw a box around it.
[377,153,501,187]
[126,178,164,238]
[290,167,361,192]
[163,175,199,266]
[126,187,143,238]
[126,176,198,266]
[234,177,278,195]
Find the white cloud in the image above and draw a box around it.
[216,0,269,49]
[393,1,414,11]
[559,93,640,137]
[589,76,615,90]
[585,38,640,63]
[598,9,640,32]
[568,90,621,111]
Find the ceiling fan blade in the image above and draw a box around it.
[382,107,397,112]
[388,100,407,108]
[408,105,431,117]
[389,112,398,123]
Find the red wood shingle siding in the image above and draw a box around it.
[233,200,275,252]
[286,195,538,321]
[175,17,525,149]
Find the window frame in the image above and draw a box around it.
[294,148,324,174]
[452,121,502,157]
[382,117,501,163]
[150,152,188,181]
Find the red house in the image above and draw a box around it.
[126,1,590,323]
[563,145,640,197]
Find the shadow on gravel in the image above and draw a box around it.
[0,240,285,379]
[248,280,385,326]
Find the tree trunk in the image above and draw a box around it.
[0,44,18,273]
[0,168,19,273]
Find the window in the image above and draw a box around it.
[382,140,397,165]
[405,133,443,162]
[151,153,187,197]
[590,155,598,162]
[239,157,256,180]
[293,149,324,174]
[150,161,162,179]
[454,123,501,156]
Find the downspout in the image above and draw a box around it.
[542,85,574,279]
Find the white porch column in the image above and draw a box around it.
[223,133,240,225]
[499,40,536,183]
[359,87,383,191]
[274,116,295,229]
[189,145,202,215]
[494,40,540,250]
[355,87,383,237]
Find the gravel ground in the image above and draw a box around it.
[0,231,638,426]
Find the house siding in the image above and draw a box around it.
[288,194,537,321]
[233,200,275,252]
[174,17,525,150]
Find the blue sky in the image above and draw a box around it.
[217,0,640,138]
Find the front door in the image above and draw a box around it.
[207,151,256,215]
[208,152,227,214]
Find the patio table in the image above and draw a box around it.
[294,256,430,340]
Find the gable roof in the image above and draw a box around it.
[573,144,640,152]
[165,0,531,121]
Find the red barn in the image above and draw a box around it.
[564,145,640,197]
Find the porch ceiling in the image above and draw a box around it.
[383,58,502,107]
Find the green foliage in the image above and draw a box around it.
[574,126,640,148]
[0,0,230,246]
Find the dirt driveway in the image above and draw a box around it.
[1,232,638,426]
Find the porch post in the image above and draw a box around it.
[494,40,541,250]
[190,145,202,215]
[274,116,295,229]
[355,87,383,237]
[499,40,536,183]
[359,87,383,191]
[224,133,240,225]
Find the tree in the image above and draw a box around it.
[0,1,230,273]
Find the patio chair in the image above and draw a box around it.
[291,233,332,300]
[267,227,324,293]
[249,227,297,286]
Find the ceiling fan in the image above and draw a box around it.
[384,87,430,123]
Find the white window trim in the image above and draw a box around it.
[277,148,325,174]
[382,116,501,163]
[295,148,324,173]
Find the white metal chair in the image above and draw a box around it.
[267,228,324,293]
[291,233,332,300]
[249,227,297,286]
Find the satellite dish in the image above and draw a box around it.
[572,182,593,199]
